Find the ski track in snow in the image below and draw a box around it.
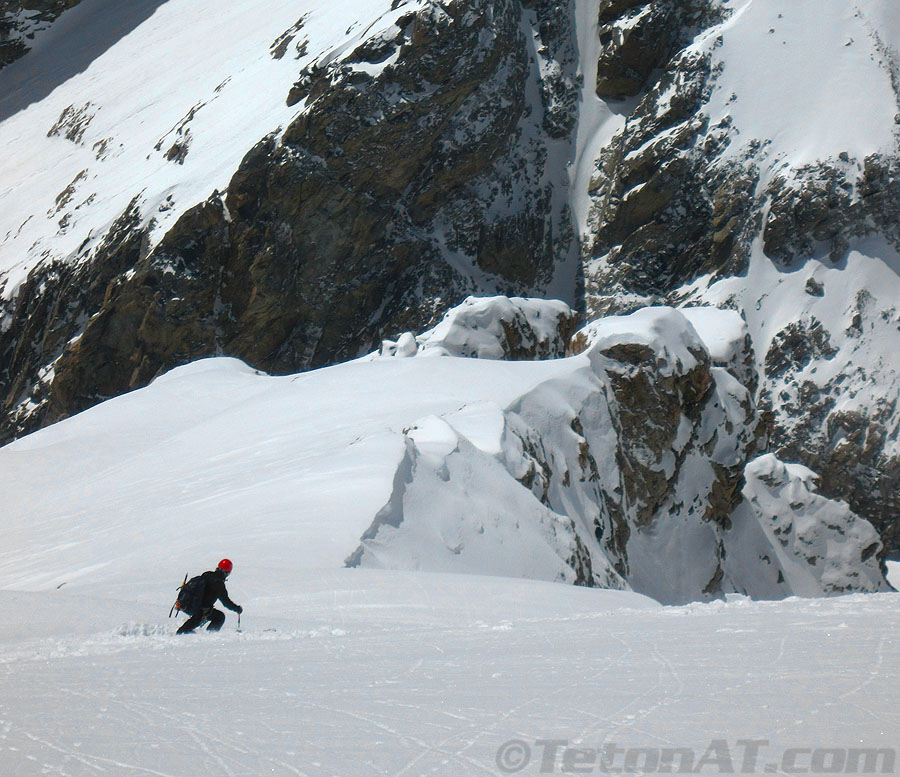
[1,575,900,777]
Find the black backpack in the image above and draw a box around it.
[174,573,207,616]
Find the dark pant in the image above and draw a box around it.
[177,607,226,633]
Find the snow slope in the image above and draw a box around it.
[700,0,900,172]
[0,0,422,297]
[0,353,579,593]
[1,3,899,767]
[0,300,896,775]
[676,0,900,429]
[2,572,899,776]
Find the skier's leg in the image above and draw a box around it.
[177,611,205,634]
[206,608,225,631]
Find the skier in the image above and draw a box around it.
[176,558,243,634]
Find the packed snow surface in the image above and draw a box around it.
[0,333,897,774]
[0,328,896,776]
[1,573,899,776]
[0,354,585,591]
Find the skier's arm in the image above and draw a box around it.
[218,586,242,613]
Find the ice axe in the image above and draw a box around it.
[169,573,188,618]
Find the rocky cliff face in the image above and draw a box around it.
[1,0,899,564]
[1,0,580,437]
[581,0,900,554]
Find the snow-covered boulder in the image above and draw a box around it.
[724,454,888,597]
[380,296,579,360]
[572,305,757,395]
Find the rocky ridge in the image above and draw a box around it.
[581,0,900,553]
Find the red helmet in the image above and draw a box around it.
[217,558,233,573]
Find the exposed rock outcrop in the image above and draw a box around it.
[580,0,900,554]
[348,304,887,603]
[594,0,721,100]
[585,49,761,311]
[762,156,900,264]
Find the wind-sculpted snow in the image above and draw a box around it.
[344,414,603,584]
[353,303,889,602]
[729,454,886,596]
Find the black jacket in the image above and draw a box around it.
[199,569,241,612]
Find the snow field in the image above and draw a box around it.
[1,572,899,776]
[0,354,578,592]
[0,297,888,608]
[0,338,897,775]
